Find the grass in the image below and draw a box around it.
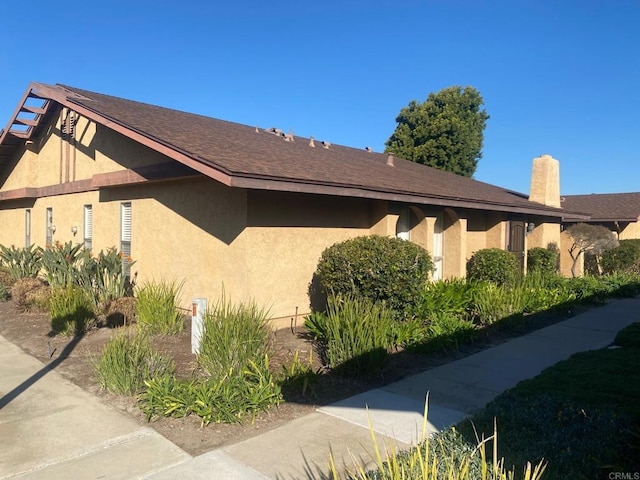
[456,327,640,479]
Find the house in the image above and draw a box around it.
[0,83,587,325]
[561,192,640,240]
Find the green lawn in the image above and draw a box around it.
[456,322,640,479]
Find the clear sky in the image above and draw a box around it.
[1,0,638,195]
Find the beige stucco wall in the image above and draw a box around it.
[619,221,640,240]
[1,108,584,328]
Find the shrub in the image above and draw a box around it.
[136,280,184,335]
[421,310,476,352]
[520,271,576,313]
[333,402,546,480]
[470,281,525,325]
[198,294,271,380]
[565,275,610,304]
[467,248,520,286]
[305,295,394,375]
[0,283,9,301]
[105,296,138,327]
[140,294,281,425]
[94,330,174,395]
[277,350,318,399]
[459,393,626,480]
[10,277,50,312]
[526,247,558,275]
[614,322,640,349]
[41,241,90,288]
[314,235,433,315]
[0,266,15,289]
[601,240,640,274]
[139,363,281,425]
[87,247,135,308]
[0,244,42,280]
[412,278,474,321]
[49,285,95,336]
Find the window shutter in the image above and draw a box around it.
[84,205,93,250]
[120,202,132,278]
[121,203,132,243]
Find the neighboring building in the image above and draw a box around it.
[0,83,586,325]
[561,192,640,240]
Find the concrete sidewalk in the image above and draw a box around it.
[1,297,638,479]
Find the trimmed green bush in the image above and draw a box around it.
[305,295,395,375]
[50,285,95,336]
[466,248,520,286]
[601,239,640,274]
[527,247,558,275]
[94,330,174,395]
[314,235,433,315]
[136,280,184,335]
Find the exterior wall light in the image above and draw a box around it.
[527,222,536,234]
[71,225,78,236]
[50,224,56,234]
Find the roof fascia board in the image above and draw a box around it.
[563,215,639,223]
[231,176,580,219]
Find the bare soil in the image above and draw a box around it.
[0,299,580,456]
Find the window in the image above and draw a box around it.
[25,209,31,247]
[45,207,53,248]
[432,213,444,280]
[120,202,132,278]
[395,208,411,241]
[83,205,93,250]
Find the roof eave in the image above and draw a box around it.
[231,175,572,218]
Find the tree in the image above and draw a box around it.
[566,223,619,277]
[385,86,489,178]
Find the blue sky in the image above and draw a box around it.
[1,1,638,195]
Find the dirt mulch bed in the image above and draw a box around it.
[0,299,582,456]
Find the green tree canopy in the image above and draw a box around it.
[384,86,489,177]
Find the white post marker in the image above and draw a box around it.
[191,298,207,354]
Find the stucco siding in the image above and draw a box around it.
[619,221,640,240]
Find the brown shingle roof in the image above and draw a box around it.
[2,82,587,219]
[562,193,640,222]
